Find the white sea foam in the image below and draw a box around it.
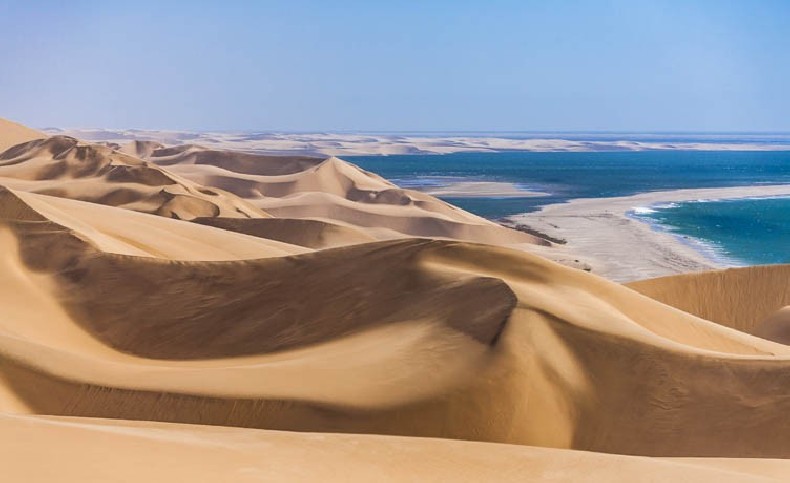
[631,206,656,214]
[652,202,679,209]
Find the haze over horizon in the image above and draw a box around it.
[2,0,789,132]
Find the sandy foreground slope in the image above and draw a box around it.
[6,415,790,483]
[1,118,790,480]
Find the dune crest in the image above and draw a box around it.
[138,144,547,246]
[627,265,790,336]
[0,136,267,221]
[0,117,46,152]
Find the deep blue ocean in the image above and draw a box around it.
[349,151,790,265]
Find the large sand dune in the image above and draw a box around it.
[0,136,267,221]
[1,131,546,250]
[138,143,547,246]
[0,117,46,151]
[628,265,790,342]
[1,120,789,480]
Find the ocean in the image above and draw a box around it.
[349,150,790,266]
[633,197,790,266]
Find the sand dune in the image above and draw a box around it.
[1,134,546,249]
[628,264,790,340]
[0,117,46,152]
[6,414,790,483]
[138,144,547,246]
[194,217,378,249]
[1,119,789,480]
[1,189,789,456]
[7,188,307,260]
[0,136,267,221]
[755,306,790,345]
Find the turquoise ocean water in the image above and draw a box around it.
[632,197,790,265]
[349,150,790,266]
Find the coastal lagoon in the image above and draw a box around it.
[351,150,790,266]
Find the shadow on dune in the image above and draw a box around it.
[18,235,514,359]
[1,186,790,458]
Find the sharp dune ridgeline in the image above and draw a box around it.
[1,117,789,481]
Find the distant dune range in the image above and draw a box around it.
[49,127,790,155]
[2,118,790,481]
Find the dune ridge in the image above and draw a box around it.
[628,265,790,340]
[0,117,46,152]
[0,136,267,221]
[137,143,547,246]
[1,132,547,251]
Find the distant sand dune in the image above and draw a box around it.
[139,144,546,246]
[47,126,790,155]
[0,136,267,221]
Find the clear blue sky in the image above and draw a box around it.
[1,0,789,132]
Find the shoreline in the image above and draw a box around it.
[624,210,743,268]
[415,181,549,198]
[508,184,790,282]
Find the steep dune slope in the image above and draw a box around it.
[627,265,790,338]
[194,216,378,248]
[8,188,307,260]
[0,117,46,152]
[754,306,790,345]
[151,143,324,175]
[140,144,546,246]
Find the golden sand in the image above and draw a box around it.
[0,117,788,481]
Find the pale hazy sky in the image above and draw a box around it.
[1,0,788,132]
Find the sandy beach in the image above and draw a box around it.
[510,184,790,282]
[418,180,549,198]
